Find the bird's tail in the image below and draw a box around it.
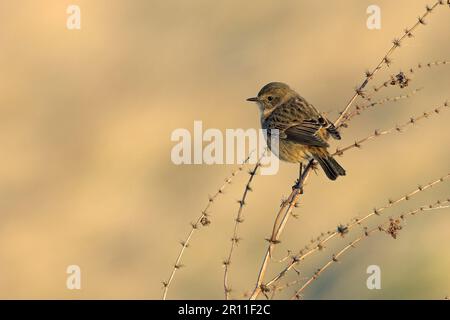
[313,153,346,181]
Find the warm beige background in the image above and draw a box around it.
[0,0,449,299]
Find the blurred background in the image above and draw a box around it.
[0,0,449,299]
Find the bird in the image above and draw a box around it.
[247,82,346,180]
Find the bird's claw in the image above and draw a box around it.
[293,179,304,194]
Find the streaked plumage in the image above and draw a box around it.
[247,82,346,180]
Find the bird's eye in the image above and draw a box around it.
[267,96,273,101]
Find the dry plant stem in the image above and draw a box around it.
[334,0,444,126]
[368,60,450,96]
[223,158,262,299]
[266,173,450,287]
[270,279,304,300]
[333,101,449,157]
[265,173,450,290]
[249,160,314,300]
[162,155,252,300]
[340,88,422,127]
[291,199,450,299]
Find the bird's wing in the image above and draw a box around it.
[265,97,330,147]
[323,118,341,140]
[284,119,329,147]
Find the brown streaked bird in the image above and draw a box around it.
[247,82,346,180]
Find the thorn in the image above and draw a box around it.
[265,238,281,245]
[337,224,349,236]
[392,38,401,47]
[200,217,211,226]
[260,284,270,293]
[364,227,369,237]
[355,87,364,96]
[404,28,414,38]
[180,241,189,248]
[231,236,241,244]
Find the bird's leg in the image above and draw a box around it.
[294,163,304,194]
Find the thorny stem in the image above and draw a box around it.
[334,0,444,127]
[291,199,450,299]
[265,173,450,291]
[249,160,315,300]
[162,155,253,300]
[333,101,449,157]
[367,60,450,97]
[339,88,423,127]
[223,155,263,299]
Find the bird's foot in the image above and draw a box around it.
[293,179,304,194]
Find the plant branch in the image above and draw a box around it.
[339,88,423,128]
[249,160,315,300]
[223,155,263,299]
[334,0,445,127]
[162,155,252,300]
[334,101,449,157]
[264,173,450,291]
[291,199,450,299]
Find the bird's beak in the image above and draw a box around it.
[246,97,259,102]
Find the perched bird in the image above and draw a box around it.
[247,82,346,180]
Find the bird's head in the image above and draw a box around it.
[246,82,293,114]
